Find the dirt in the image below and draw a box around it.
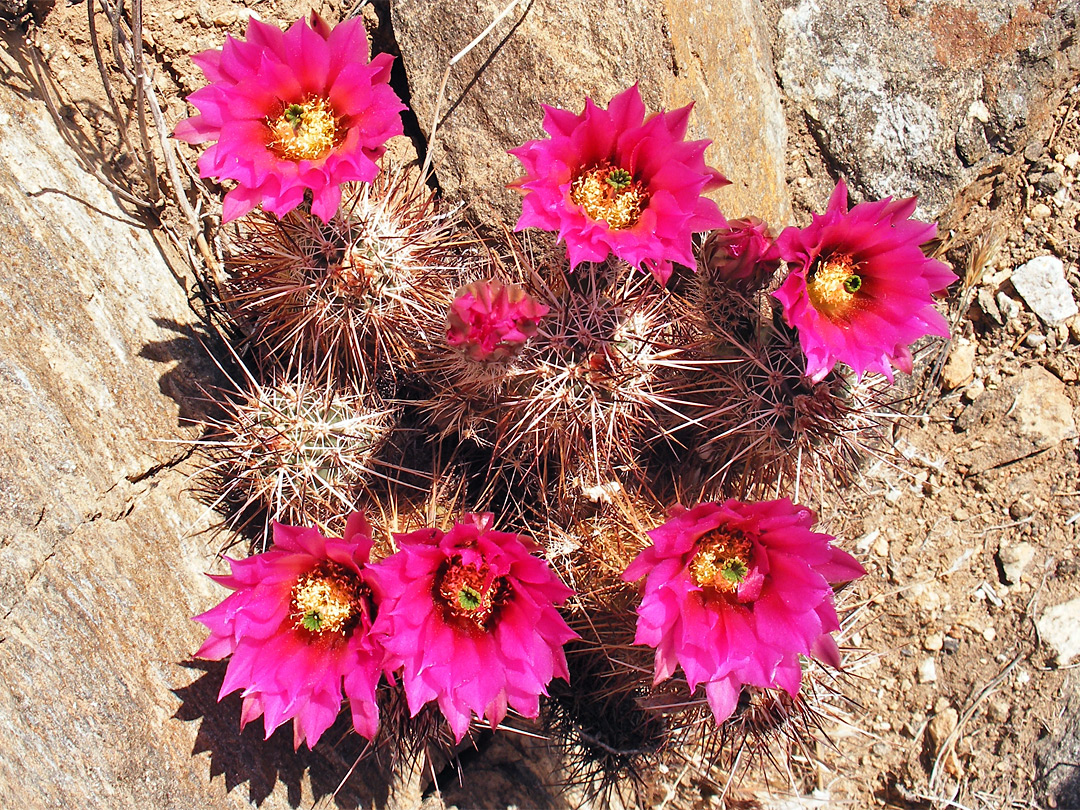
[8,1,1080,809]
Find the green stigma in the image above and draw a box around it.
[284,103,305,129]
[301,610,323,632]
[720,559,748,585]
[606,168,633,190]
[843,274,863,294]
[458,585,482,611]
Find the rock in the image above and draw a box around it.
[962,378,985,402]
[978,287,1003,325]
[390,0,791,230]
[918,658,938,683]
[926,707,961,774]
[987,699,1011,723]
[1037,171,1063,195]
[927,707,958,751]
[997,291,1022,324]
[1011,255,1079,325]
[1035,684,1080,807]
[997,540,1035,584]
[1038,598,1080,666]
[0,34,381,810]
[1031,202,1053,219]
[1010,498,1036,519]
[941,338,976,390]
[955,365,1078,474]
[776,0,1080,217]
[924,633,945,652]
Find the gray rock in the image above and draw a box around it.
[1011,255,1079,325]
[1037,597,1080,667]
[0,34,383,810]
[391,0,791,230]
[1035,683,1080,807]
[955,365,1078,474]
[776,0,1080,217]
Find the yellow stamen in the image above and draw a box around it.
[807,254,863,320]
[267,97,342,161]
[570,164,649,230]
[689,528,753,595]
[291,567,362,635]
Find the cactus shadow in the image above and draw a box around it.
[172,659,390,809]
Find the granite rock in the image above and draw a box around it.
[777,0,1080,217]
[390,0,791,231]
[0,31,386,810]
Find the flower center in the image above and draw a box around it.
[290,564,367,636]
[689,527,753,595]
[434,555,509,632]
[806,253,863,320]
[267,97,342,161]
[570,164,649,230]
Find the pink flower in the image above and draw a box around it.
[773,178,958,382]
[699,217,781,294]
[174,13,406,223]
[194,514,385,748]
[369,513,577,741]
[509,84,729,285]
[446,279,549,363]
[622,499,864,725]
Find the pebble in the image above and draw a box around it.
[997,292,1022,324]
[1011,255,1079,325]
[926,706,959,756]
[1024,331,1047,348]
[923,633,945,652]
[988,699,1011,723]
[873,535,890,557]
[1069,314,1080,343]
[1038,172,1063,195]
[998,541,1036,584]
[1037,597,1080,666]
[1065,152,1080,170]
[978,287,1003,325]
[1010,498,1035,519]
[941,338,976,389]
[1031,202,1052,218]
[918,658,938,683]
[983,626,997,642]
[962,379,985,402]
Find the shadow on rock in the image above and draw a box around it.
[172,659,390,809]
[140,317,233,423]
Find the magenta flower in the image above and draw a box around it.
[773,178,957,382]
[509,84,729,285]
[622,499,864,725]
[194,514,385,748]
[699,217,781,294]
[174,13,406,223]
[369,513,577,741]
[446,279,549,363]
